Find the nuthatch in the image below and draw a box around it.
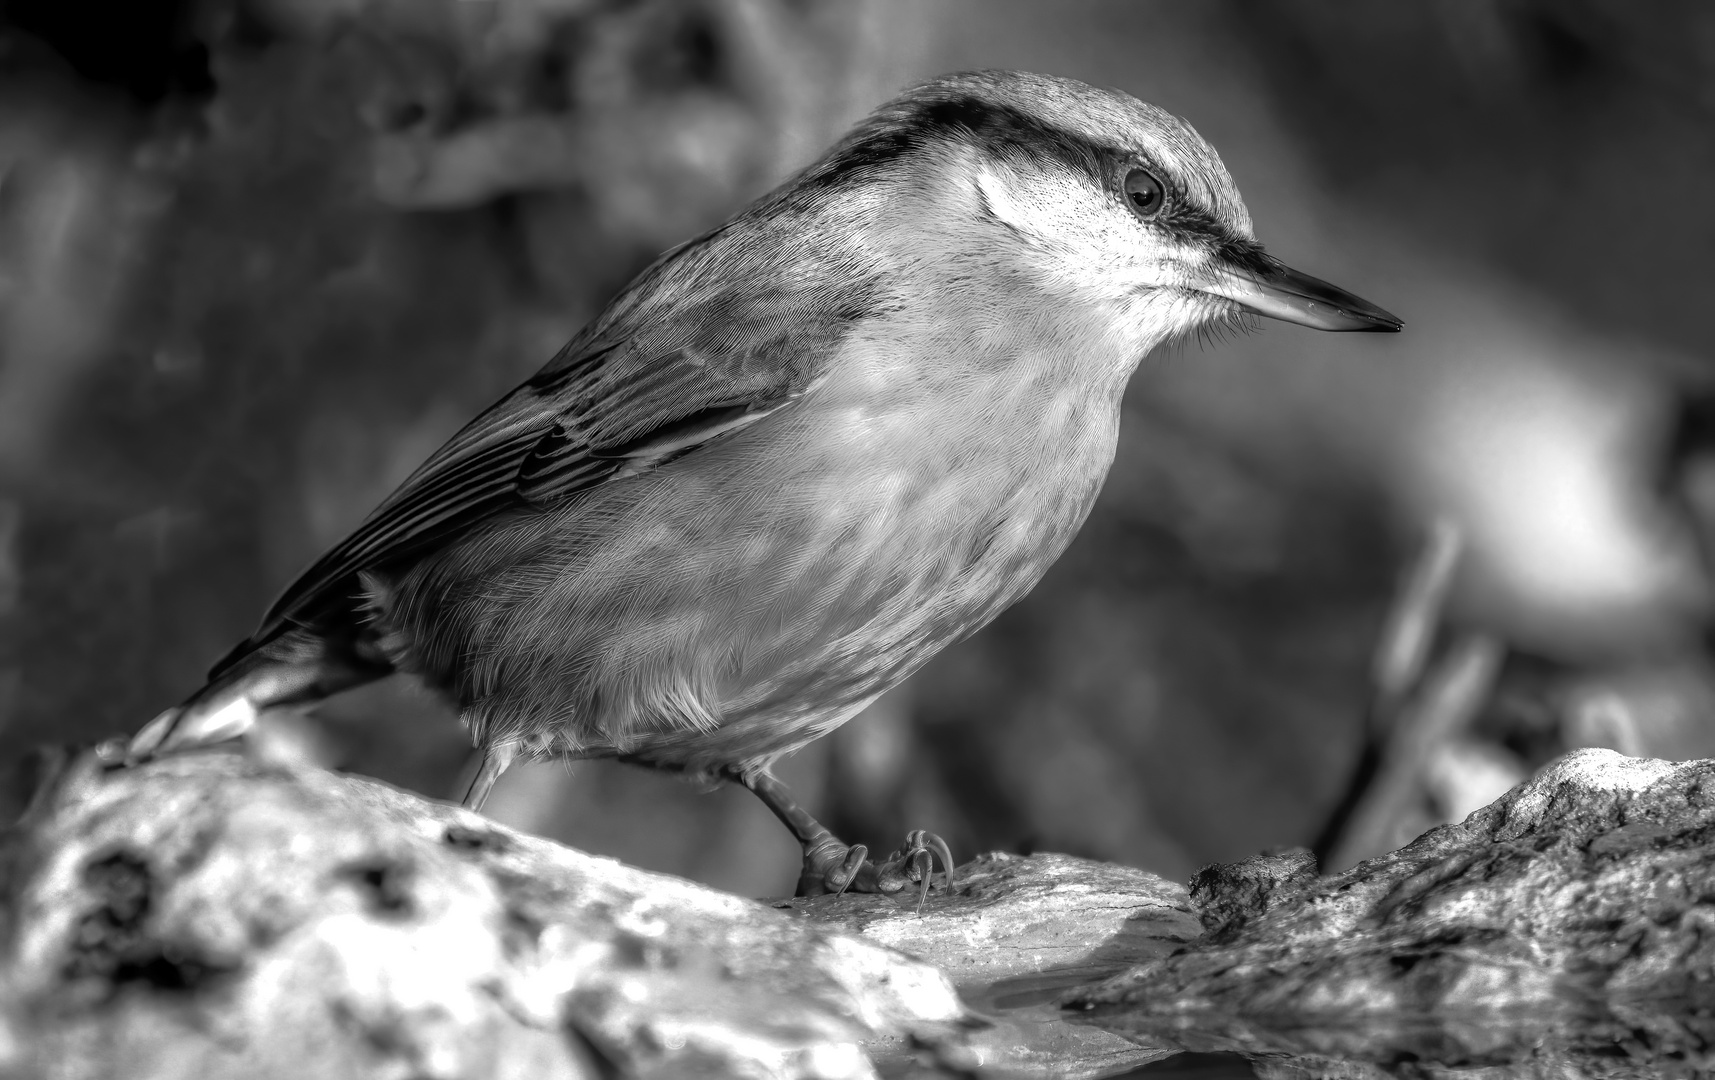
[131,70,1399,899]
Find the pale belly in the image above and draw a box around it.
[381,369,1124,773]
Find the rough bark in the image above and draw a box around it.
[9,747,1715,1078]
[781,852,1200,1077]
[1070,748,1715,1077]
[0,751,978,1080]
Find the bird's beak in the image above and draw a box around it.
[1200,252,1402,333]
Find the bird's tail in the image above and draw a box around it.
[128,628,392,763]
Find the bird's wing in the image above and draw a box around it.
[238,225,878,661]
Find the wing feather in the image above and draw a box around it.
[229,217,883,670]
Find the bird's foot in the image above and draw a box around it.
[798,828,956,911]
[798,836,871,896]
[728,766,954,909]
[877,828,958,911]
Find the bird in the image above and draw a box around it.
[127,69,1400,901]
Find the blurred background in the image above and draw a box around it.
[4,0,1715,896]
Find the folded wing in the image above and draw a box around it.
[215,222,882,678]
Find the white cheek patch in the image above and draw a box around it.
[976,167,1034,234]
[976,165,1162,296]
[976,166,1093,245]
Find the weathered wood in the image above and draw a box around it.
[0,751,976,1080]
[1070,749,1715,1076]
[12,747,1715,1078]
[784,852,1200,1078]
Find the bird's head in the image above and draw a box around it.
[797,70,1399,350]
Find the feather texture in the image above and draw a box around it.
[176,69,1310,782]
[227,218,885,672]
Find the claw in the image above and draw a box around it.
[901,829,957,891]
[830,843,867,897]
[789,826,954,902]
[911,847,933,912]
[923,832,957,892]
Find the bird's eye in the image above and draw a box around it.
[1123,168,1164,219]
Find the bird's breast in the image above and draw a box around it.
[720,339,1128,684]
[396,326,1134,763]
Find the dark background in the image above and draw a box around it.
[4,0,1715,896]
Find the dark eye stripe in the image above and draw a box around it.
[788,89,1248,252]
[799,93,1103,193]
[1214,235,1277,276]
[1156,195,1254,254]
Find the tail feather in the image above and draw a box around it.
[129,628,394,762]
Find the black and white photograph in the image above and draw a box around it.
[2,2,1713,1077]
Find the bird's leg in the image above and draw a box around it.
[736,768,870,896]
[730,768,955,904]
[462,741,518,812]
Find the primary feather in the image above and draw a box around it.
[231,215,879,667]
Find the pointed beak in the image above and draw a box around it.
[1200,250,1402,333]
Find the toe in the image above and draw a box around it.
[794,829,957,900]
[923,832,957,890]
[828,843,868,897]
[796,840,873,897]
[872,829,957,904]
[910,848,933,911]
